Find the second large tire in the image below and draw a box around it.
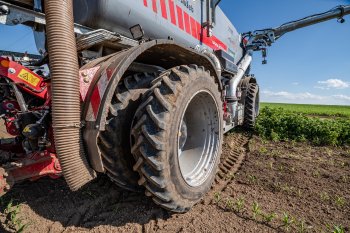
[243,83,260,129]
[131,65,223,212]
[98,73,156,191]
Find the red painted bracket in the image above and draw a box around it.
[0,57,48,99]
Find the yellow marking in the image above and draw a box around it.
[0,60,9,68]
[23,126,31,133]
[17,69,40,87]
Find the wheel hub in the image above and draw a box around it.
[177,91,220,187]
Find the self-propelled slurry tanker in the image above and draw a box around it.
[0,0,349,212]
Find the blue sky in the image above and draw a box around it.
[0,0,349,105]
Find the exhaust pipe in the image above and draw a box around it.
[44,0,96,191]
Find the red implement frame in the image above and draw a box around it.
[0,57,48,99]
[0,150,62,195]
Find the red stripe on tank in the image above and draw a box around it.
[201,28,228,51]
[152,0,157,13]
[211,36,228,51]
[176,6,184,30]
[143,0,148,7]
[196,21,201,39]
[168,0,176,25]
[201,28,209,44]
[183,11,191,35]
[190,16,198,39]
[160,0,167,19]
[149,3,228,52]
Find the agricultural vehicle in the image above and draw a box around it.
[0,0,349,212]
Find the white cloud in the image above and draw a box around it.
[261,90,350,105]
[292,82,299,86]
[315,79,349,90]
[333,94,350,101]
[262,90,325,100]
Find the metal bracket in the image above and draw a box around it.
[337,5,346,23]
[244,29,276,51]
[76,29,122,51]
[0,0,45,26]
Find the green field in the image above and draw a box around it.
[261,103,350,118]
[256,106,350,146]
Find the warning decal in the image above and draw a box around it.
[17,69,40,87]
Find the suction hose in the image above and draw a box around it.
[44,0,96,191]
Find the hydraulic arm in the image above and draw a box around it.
[243,5,350,60]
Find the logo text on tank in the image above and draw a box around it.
[179,0,194,13]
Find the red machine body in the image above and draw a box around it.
[0,57,48,99]
[0,57,60,195]
[0,52,103,196]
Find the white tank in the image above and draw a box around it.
[73,0,243,63]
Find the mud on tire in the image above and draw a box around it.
[243,83,260,129]
[98,73,156,191]
[131,65,223,212]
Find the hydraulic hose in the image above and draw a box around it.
[44,0,96,191]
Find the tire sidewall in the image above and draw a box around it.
[244,83,260,128]
[251,84,260,119]
[255,86,260,117]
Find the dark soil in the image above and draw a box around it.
[0,132,349,233]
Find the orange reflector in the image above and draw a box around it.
[0,60,10,68]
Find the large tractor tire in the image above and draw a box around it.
[131,65,223,212]
[243,83,260,129]
[98,73,156,191]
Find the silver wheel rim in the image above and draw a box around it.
[177,90,220,187]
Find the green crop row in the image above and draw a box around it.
[261,103,350,118]
[255,107,350,146]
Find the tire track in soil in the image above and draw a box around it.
[57,179,161,230]
[63,179,121,227]
[207,133,251,198]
